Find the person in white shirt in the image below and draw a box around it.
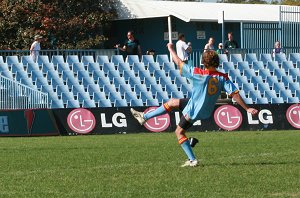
[30,35,42,62]
[176,33,192,63]
[204,37,215,52]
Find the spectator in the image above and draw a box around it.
[30,35,42,62]
[115,30,142,59]
[272,41,283,58]
[146,49,155,56]
[224,32,239,49]
[216,43,224,54]
[176,33,192,63]
[204,37,215,52]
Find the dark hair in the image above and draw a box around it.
[202,50,219,68]
[178,33,185,40]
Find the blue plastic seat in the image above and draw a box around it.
[265,76,279,87]
[243,69,256,80]
[235,75,248,86]
[286,97,299,104]
[96,55,110,65]
[273,82,286,94]
[148,62,161,74]
[103,84,118,96]
[144,76,158,88]
[218,54,228,65]
[274,68,286,79]
[66,99,80,108]
[255,97,269,104]
[150,84,164,95]
[244,53,258,65]
[57,63,70,74]
[222,62,235,72]
[126,55,140,65]
[252,61,264,72]
[35,76,49,88]
[141,55,155,66]
[118,62,131,73]
[248,90,262,101]
[288,82,300,93]
[71,85,86,95]
[258,69,272,80]
[156,54,170,66]
[257,82,271,93]
[165,83,179,95]
[132,62,146,74]
[92,92,107,101]
[15,70,28,81]
[61,92,76,103]
[26,63,40,74]
[37,55,50,66]
[87,84,101,95]
[124,91,138,102]
[51,55,65,65]
[128,76,142,88]
[55,85,70,96]
[111,55,124,65]
[260,53,273,65]
[6,56,19,66]
[134,84,148,94]
[123,69,137,81]
[279,89,293,102]
[171,91,185,99]
[0,63,9,72]
[81,77,96,88]
[0,56,4,64]
[114,99,128,107]
[98,99,112,107]
[50,76,64,87]
[87,62,101,73]
[82,99,96,108]
[72,63,85,73]
[21,56,35,65]
[92,70,105,80]
[162,62,176,71]
[242,83,255,94]
[267,61,280,72]
[129,99,144,107]
[77,92,91,102]
[168,69,181,80]
[11,63,25,74]
[274,53,287,64]
[103,63,116,74]
[107,70,121,82]
[112,77,126,87]
[288,53,300,64]
[243,97,253,104]
[230,53,243,65]
[281,61,294,71]
[42,63,55,73]
[50,99,64,108]
[281,75,294,86]
[264,90,278,102]
[159,76,173,88]
[237,61,250,71]
[288,68,300,81]
[139,91,154,102]
[145,99,159,106]
[270,97,284,104]
[66,55,80,65]
[96,77,111,88]
[81,55,95,65]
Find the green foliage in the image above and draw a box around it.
[0,130,299,197]
[0,0,117,49]
[281,0,300,5]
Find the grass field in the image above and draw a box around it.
[0,130,299,198]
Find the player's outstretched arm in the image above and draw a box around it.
[232,92,259,115]
[167,43,184,67]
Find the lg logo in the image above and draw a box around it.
[143,107,170,132]
[214,105,243,131]
[286,104,300,129]
[67,109,96,134]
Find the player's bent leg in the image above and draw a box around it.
[143,98,180,120]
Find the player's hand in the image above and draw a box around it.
[114,44,120,48]
[247,108,258,115]
[166,43,173,49]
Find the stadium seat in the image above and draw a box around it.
[273,68,287,79]
[57,63,70,74]
[288,68,300,81]
[244,53,258,65]
[0,63,9,72]
[279,89,293,102]
[168,69,181,80]
[87,62,101,73]
[111,55,124,65]
[270,97,284,104]
[243,97,253,104]
[286,97,299,104]
[281,61,294,71]
[114,99,128,107]
[124,91,138,102]
[87,84,101,96]
[21,55,35,65]
[81,76,96,88]
[0,70,14,79]
[255,97,269,104]
[132,62,146,74]
[235,75,248,86]
[257,82,271,93]
[264,90,278,102]
[126,55,140,65]
[141,55,155,66]
[26,63,40,74]
[148,62,161,74]
[243,69,256,80]
[96,55,110,65]
[92,69,106,80]
[288,82,300,93]
[82,99,96,108]
[150,84,164,95]
[222,62,235,72]
[139,91,154,102]
[162,62,176,72]
[134,84,148,94]
[92,92,107,101]
[218,54,228,65]
[81,55,95,65]
[288,53,300,64]
[42,63,55,74]
[242,83,255,94]
[145,99,160,106]
[66,55,80,65]
[155,91,169,104]
[274,53,287,64]
[98,99,112,107]
[107,70,121,82]
[50,99,64,108]
[71,85,86,96]
[237,61,250,71]
[129,99,144,107]
[71,63,85,73]
[51,55,65,65]
[11,63,26,75]
[260,53,273,65]
[258,69,272,80]
[6,56,19,66]
[230,53,243,65]
[0,56,4,64]
[265,76,279,88]
[273,82,286,95]
[281,75,294,87]
[77,92,92,102]
[103,62,116,74]
[252,61,264,72]
[144,76,158,88]
[66,99,81,108]
[103,84,118,96]
[118,62,131,73]
[267,61,280,71]
[248,90,262,101]
[156,54,170,66]
[37,55,50,66]
[119,83,133,94]
[138,70,152,81]
[112,77,126,88]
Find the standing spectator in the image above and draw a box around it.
[204,37,215,52]
[176,33,192,63]
[115,30,142,59]
[272,41,283,58]
[224,32,239,49]
[216,43,224,54]
[30,35,42,62]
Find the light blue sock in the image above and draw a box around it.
[144,105,167,120]
[180,140,196,161]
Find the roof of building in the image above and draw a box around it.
[118,0,296,22]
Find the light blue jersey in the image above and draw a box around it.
[180,63,238,121]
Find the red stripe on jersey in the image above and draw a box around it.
[193,68,229,80]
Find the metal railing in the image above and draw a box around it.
[0,75,48,109]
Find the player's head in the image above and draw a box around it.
[202,50,219,68]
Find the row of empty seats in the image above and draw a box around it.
[0,52,299,108]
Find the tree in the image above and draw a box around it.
[0,0,118,49]
[281,0,300,5]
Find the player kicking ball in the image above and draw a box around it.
[131,43,258,167]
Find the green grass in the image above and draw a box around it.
[0,130,299,198]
